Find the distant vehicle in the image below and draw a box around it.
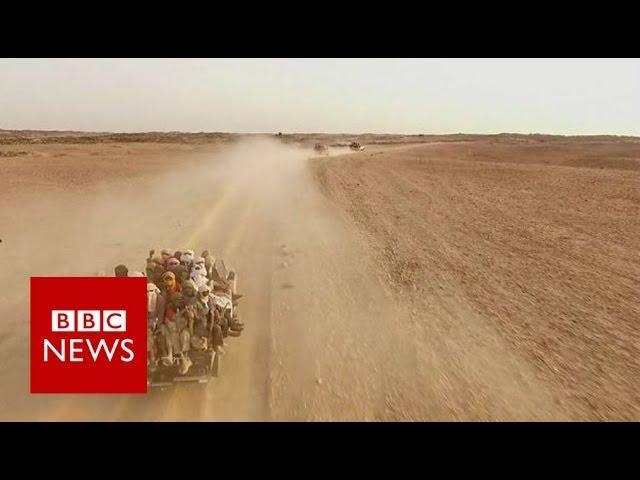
[349,142,365,151]
[314,143,329,155]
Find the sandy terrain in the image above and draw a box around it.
[313,140,640,420]
[0,136,416,420]
[0,132,638,420]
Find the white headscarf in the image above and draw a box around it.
[147,283,160,313]
[191,272,208,289]
[190,262,208,288]
[181,250,195,265]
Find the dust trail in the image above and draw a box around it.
[0,137,314,420]
[2,137,453,421]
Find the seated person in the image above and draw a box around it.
[146,259,165,286]
[172,264,190,286]
[160,248,173,266]
[181,279,198,307]
[159,293,192,374]
[180,249,195,270]
[165,257,181,272]
[147,283,165,371]
[161,271,181,296]
[190,260,208,288]
[189,301,210,352]
[195,285,225,353]
[114,264,128,277]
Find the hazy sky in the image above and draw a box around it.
[0,58,638,135]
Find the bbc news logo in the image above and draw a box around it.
[31,277,147,393]
[45,311,134,363]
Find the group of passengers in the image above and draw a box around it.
[114,249,244,375]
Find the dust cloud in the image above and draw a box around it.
[2,137,308,278]
[0,137,338,420]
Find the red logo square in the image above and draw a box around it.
[30,277,147,394]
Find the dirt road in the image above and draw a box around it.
[1,136,638,420]
[0,139,432,420]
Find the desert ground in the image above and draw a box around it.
[0,131,638,420]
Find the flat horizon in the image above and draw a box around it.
[1,127,639,139]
